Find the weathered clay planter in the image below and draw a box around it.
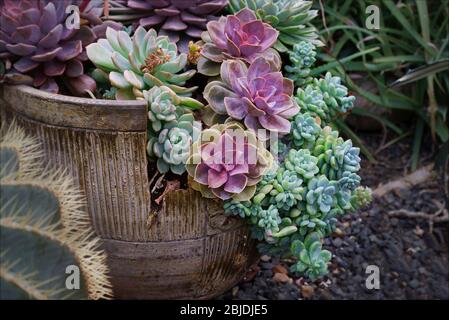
[0,85,257,299]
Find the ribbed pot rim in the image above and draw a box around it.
[1,85,147,132]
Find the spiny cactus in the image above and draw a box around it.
[0,120,112,300]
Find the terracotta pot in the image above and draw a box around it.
[0,85,257,299]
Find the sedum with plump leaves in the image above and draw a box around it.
[285,40,316,86]
[87,26,196,99]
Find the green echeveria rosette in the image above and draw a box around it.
[227,0,322,52]
[285,149,319,180]
[338,171,361,193]
[312,126,361,180]
[285,40,317,86]
[290,233,332,281]
[143,86,204,132]
[87,26,196,99]
[295,85,329,123]
[290,113,321,149]
[147,113,197,175]
[305,175,338,216]
[268,168,304,211]
[315,72,356,114]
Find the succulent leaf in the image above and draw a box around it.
[0,0,121,96]
[228,0,322,51]
[186,122,274,201]
[87,26,196,99]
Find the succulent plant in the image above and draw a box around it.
[305,175,337,215]
[86,26,196,99]
[0,120,112,299]
[106,0,228,52]
[203,57,299,136]
[338,171,361,193]
[294,211,335,237]
[291,113,321,149]
[144,85,203,132]
[0,0,110,96]
[284,149,319,180]
[186,121,274,201]
[313,126,361,180]
[351,186,373,209]
[317,72,355,114]
[228,0,321,52]
[295,84,329,122]
[269,168,304,211]
[290,233,332,281]
[147,113,196,175]
[197,8,280,76]
[223,199,252,218]
[257,204,281,233]
[285,40,316,85]
[224,200,260,223]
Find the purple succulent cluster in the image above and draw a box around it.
[186,122,273,201]
[0,0,120,95]
[124,0,227,49]
[204,57,299,136]
[198,8,280,76]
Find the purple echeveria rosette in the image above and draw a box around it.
[204,57,299,137]
[198,8,281,76]
[0,0,121,96]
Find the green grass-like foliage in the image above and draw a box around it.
[311,0,449,169]
[0,121,112,300]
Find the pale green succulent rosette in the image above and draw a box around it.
[147,114,198,175]
[143,86,204,133]
[87,27,197,100]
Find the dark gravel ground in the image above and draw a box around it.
[219,132,449,300]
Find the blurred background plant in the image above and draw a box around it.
[0,120,112,300]
[309,0,449,171]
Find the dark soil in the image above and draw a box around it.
[219,132,449,300]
